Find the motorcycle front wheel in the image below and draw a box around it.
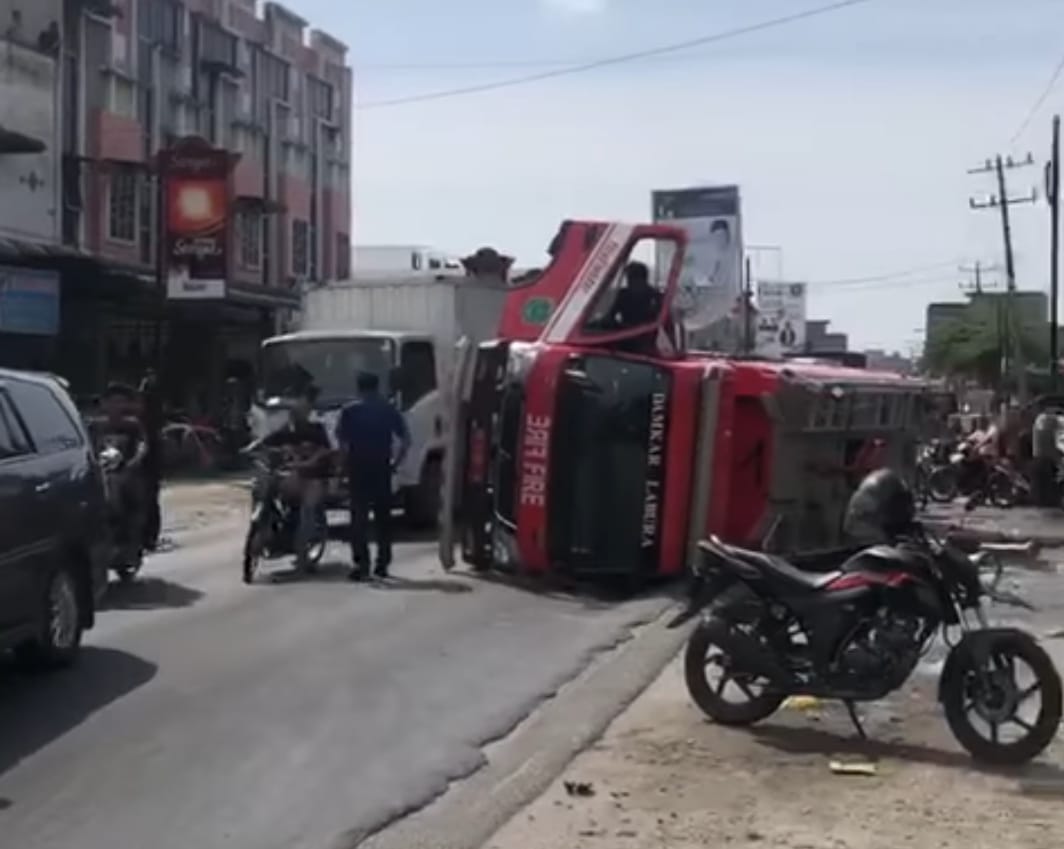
[942,630,1062,765]
[243,518,269,584]
[683,617,785,726]
[927,465,959,503]
[987,470,1019,508]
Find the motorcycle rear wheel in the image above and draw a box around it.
[684,617,785,726]
[942,631,1062,766]
[927,466,959,503]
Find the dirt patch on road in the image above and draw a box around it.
[161,478,249,535]
[485,660,1064,849]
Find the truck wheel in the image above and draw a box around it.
[405,458,443,529]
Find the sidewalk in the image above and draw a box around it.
[483,657,1064,849]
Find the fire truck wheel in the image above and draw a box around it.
[684,618,785,726]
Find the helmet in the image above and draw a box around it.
[843,468,916,542]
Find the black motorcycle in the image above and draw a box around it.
[242,449,328,584]
[670,469,1062,765]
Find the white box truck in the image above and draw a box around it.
[250,276,508,526]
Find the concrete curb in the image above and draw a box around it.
[356,610,692,849]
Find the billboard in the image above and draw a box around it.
[651,185,743,332]
[755,281,807,358]
[0,265,59,335]
[161,136,231,299]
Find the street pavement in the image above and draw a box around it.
[922,500,1064,546]
[0,519,673,849]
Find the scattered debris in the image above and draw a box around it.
[783,695,822,712]
[829,758,878,777]
[564,780,595,798]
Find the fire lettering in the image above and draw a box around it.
[641,392,667,548]
[520,414,552,508]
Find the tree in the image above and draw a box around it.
[923,298,1047,386]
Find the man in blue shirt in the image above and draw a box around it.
[335,371,411,580]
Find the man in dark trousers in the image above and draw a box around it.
[138,370,164,551]
[335,372,411,581]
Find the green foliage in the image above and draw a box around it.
[924,299,1048,385]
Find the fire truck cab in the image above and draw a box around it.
[439,220,935,581]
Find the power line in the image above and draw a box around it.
[805,260,959,287]
[355,0,877,111]
[1010,46,1064,144]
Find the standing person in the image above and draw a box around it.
[138,370,164,551]
[1031,407,1062,507]
[335,372,411,581]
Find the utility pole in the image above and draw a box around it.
[1047,115,1061,391]
[742,255,754,355]
[968,153,1038,402]
[958,261,1002,295]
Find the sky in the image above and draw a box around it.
[288,0,1064,352]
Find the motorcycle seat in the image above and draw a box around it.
[699,539,841,591]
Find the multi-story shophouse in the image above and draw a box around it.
[0,0,352,414]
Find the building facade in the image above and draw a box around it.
[0,0,352,415]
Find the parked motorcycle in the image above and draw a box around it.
[242,449,328,584]
[926,444,1022,508]
[670,469,1062,765]
[99,443,145,583]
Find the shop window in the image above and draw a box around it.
[109,76,138,119]
[336,232,350,279]
[238,210,263,269]
[108,167,138,243]
[291,219,309,277]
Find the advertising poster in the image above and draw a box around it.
[755,281,807,358]
[651,185,743,333]
[161,136,231,299]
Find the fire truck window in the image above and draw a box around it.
[399,341,437,410]
[582,238,672,333]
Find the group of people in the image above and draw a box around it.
[88,367,410,580]
[952,403,1064,506]
[252,371,410,581]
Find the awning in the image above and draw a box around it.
[0,125,45,154]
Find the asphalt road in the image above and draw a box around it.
[0,523,671,849]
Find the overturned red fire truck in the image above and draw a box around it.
[439,220,935,580]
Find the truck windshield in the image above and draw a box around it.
[260,337,395,408]
[548,355,671,574]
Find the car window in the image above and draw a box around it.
[0,393,30,460]
[6,379,84,455]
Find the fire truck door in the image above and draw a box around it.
[539,224,687,354]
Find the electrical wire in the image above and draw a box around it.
[805,260,960,288]
[354,0,877,110]
[1010,45,1064,144]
